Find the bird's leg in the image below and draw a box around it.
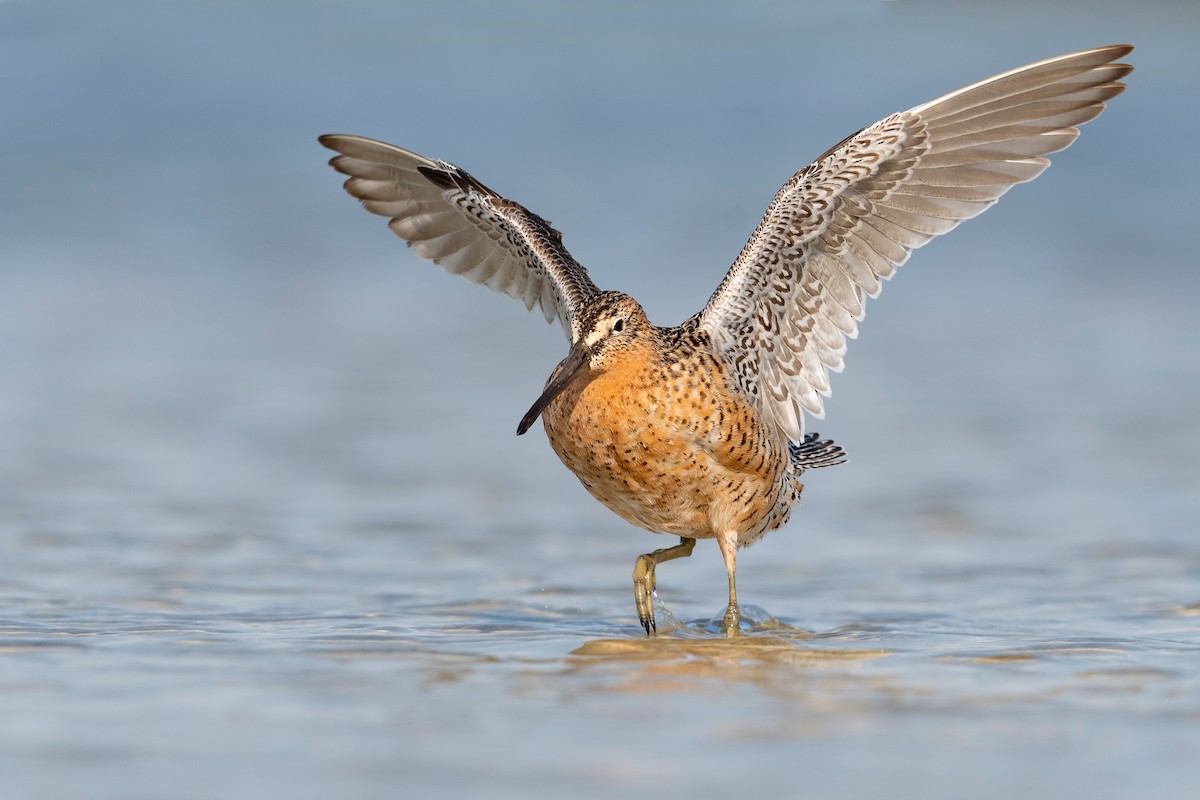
[632,537,696,635]
[717,531,741,636]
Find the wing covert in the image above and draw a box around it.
[320,134,600,340]
[694,45,1133,441]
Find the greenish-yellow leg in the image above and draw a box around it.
[722,571,741,637]
[632,537,696,635]
[717,531,741,637]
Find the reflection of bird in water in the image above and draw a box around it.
[320,45,1132,635]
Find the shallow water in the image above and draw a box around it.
[2,1,1200,798]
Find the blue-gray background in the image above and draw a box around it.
[2,2,1198,799]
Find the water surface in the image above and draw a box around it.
[2,2,1199,798]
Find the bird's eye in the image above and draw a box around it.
[613,318,625,333]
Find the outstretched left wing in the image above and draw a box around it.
[693,45,1132,442]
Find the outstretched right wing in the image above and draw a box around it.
[320,134,600,341]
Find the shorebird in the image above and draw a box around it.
[320,45,1132,635]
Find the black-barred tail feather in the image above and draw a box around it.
[789,433,847,472]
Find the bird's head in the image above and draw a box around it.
[516,291,649,435]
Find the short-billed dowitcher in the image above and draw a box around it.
[320,45,1132,635]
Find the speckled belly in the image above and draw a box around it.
[541,357,796,545]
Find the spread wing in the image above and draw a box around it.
[693,45,1133,441]
[320,134,600,341]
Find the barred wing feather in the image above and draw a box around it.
[320,134,600,341]
[694,45,1132,441]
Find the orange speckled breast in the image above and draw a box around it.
[541,338,796,546]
